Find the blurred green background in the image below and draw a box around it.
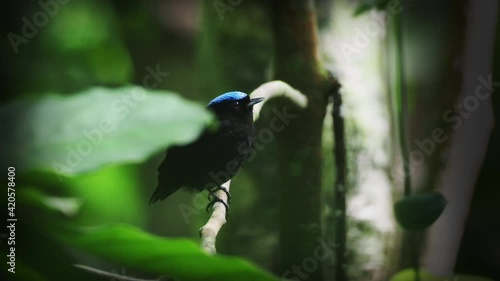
[1,1,499,281]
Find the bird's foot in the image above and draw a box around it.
[205,197,230,216]
[207,185,232,205]
[206,186,231,216]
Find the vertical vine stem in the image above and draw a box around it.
[394,1,420,280]
[331,78,347,281]
[395,2,411,198]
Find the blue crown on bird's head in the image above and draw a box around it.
[207,91,248,107]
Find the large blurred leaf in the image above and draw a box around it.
[0,86,213,175]
[16,186,274,281]
[19,187,83,217]
[64,224,278,281]
[66,165,146,226]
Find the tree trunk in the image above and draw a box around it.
[271,1,332,280]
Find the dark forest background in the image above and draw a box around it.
[1,1,499,281]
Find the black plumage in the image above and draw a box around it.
[150,91,263,205]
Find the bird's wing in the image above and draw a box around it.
[150,131,217,204]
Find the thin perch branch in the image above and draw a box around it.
[200,180,231,254]
[250,80,308,121]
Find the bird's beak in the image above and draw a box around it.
[247,97,265,107]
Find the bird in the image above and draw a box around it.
[150,91,264,214]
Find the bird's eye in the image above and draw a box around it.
[233,101,240,109]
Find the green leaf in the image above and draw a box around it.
[394,192,447,231]
[63,224,278,281]
[1,86,213,175]
[19,187,84,217]
[66,165,146,226]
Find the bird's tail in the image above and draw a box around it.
[149,186,178,205]
[149,188,163,205]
